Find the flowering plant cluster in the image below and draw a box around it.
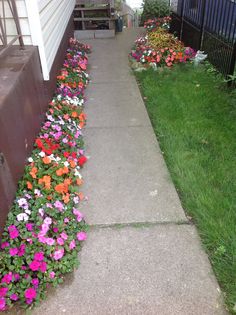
[144,16,172,32]
[0,38,91,311]
[131,17,196,69]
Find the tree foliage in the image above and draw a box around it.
[141,0,170,24]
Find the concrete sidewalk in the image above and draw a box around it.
[32,29,227,315]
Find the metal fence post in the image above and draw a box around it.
[180,0,185,41]
[229,42,236,76]
[199,0,207,50]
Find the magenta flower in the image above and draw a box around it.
[0,288,8,298]
[1,272,12,284]
[31,278,39,287]
[34,252,44,261]
[25,288,37,299]
[10,293,19,301]
[53,248,64,260]
[39,262,47,273]
[29,260,41,271]
[26,223,33,231]
[9,247,18,256]
[8,225,19,239]
[0,298,6,311]
[77,231,87,241]
[13,273,20,281]
[18,244,26,256]
[53,227,59,233]
[26,298,33,305]
[1,242,9,249]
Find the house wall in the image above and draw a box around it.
[25,0,76,80]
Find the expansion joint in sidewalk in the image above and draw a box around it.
[89,219,191,230]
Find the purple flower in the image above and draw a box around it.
[18,244,26,256]
[1,242,9,249]
[31,278,39,288]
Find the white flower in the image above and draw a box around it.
[55,157,61,162]
[17,198,27,207]
[64,161,69,167]
[28,157,33,163]
[25,209,31,215]
[17,213,29,222]
[39,151,45,157]
[38,208,44,216]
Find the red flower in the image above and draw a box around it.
[78,156,87,166]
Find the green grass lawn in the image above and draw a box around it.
[135,64,236,313]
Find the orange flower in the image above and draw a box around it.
[78,192,84,201]
[76,178,83,186]
[79,121,85,129]
[30,167,38,179]
[71,111,78,118]
[79,112,86,121]
[69,160,76,168]
[27,181,33,190]
[38,175,51,190]
[56,166,69,176]
[42,156,51,164]
[62,193,70,204]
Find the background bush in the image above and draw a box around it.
[141,0,170,25]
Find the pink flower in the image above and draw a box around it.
[9,247,18,256]
[57,238,64,246]
[0,298,6,311]
[38,236,47,244]
[31,278,39,287]
[0,288,8,298]
[29,260,41,271]
[42,223,49,233]
[18,244,26,256]
[53,248,64,260]
[64,218,69,223]
[53,227,59,233]
[1,272,12,284]
[44,217,52,225]
[39,262,47,272]
[77,231,87,241]
[1,242,9,249]
[69,240,76,250]
[49,272,55,279]
[25,288,37,299]
[10,293,18,301]
[26,223,33,231]
[8,225,19,239]
[46,238,55,246]
[60,232,68,240]
[34,252,44,261]
[13,273,20,281]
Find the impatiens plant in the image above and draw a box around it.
[130,16,196,69]
[0,38,91,311]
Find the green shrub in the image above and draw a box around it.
[141,0,170,24]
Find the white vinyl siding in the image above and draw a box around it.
[25,0,75,80]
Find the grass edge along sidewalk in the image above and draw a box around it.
[135,64,236,314]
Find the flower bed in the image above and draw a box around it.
[130,17,196,69]
[0,38,91,311]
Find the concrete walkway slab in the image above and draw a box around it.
[81,126,187,225]
[85,81,151,128]
[31,225,226,315]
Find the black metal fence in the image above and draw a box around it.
[170,0,236,77]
